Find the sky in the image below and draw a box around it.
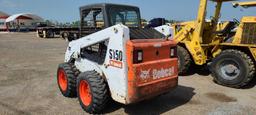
[0,0,256,23]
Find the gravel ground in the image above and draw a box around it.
[0,32,255,115]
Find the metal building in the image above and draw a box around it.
[0,11,9,31]
[5,13,44,31]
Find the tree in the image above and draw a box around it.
[141,18,147,22]
[45,20,54,26]
[71,21,80,28]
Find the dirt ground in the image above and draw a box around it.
[0,32,255,115]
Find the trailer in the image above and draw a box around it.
[36,27,79,40]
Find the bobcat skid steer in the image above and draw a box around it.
[56,3,178,114]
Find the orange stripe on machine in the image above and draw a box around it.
[109,60,123,68]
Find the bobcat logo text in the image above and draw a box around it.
[139,67,175,80]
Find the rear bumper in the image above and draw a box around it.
[130,77,178,103]
[126,58,178,104]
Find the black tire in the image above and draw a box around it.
[57,63,79,97]
[77,71,109,114]
[177,45,192,75]
[46,30,54,38]
[211,49,255,88]
[62,32,69,41]
[39,34,44,38]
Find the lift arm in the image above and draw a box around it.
[233,1,256,8]
[172,0,236,65]
[65,24,129,62]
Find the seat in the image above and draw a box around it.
[215,21,236,37]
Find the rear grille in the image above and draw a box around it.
[130,28,165,39]
[241,23,256,44]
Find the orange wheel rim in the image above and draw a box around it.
[79,80,92,106]
[58,69,68,91]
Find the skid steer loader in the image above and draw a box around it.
[56,3,178,114]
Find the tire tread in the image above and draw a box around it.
[211,49,255,88]
[177,46,192,74]
[57,63,79,97]
[77,71,109,114]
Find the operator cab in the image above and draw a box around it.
[78,3,165,40]
[78,3,166,65]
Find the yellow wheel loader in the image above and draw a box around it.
[173,0,256,88]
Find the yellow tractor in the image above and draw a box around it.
[173,0,256,88]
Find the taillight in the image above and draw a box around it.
[133,50,143,63]
[170,47,177,58]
